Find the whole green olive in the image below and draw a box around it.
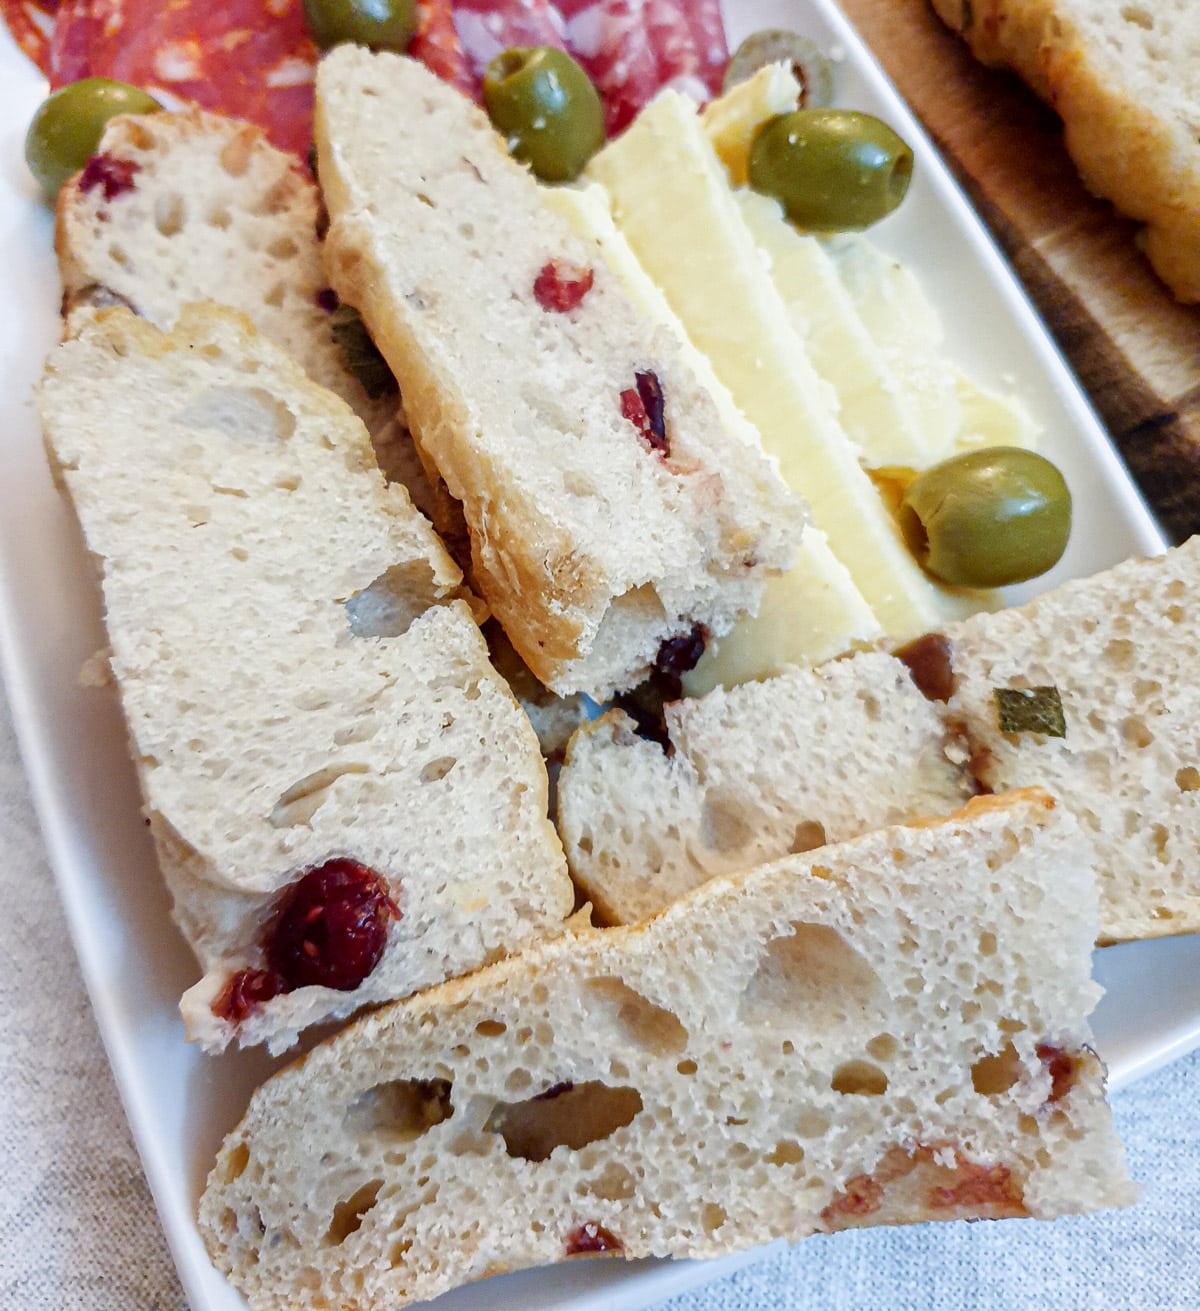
[25,78,162,200]
[723,29,836,107]
[748,108,913,231]
[898,447,1072,589]
[482,46,605,183]
[303,0,416,52]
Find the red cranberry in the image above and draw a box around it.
[78,153,140,201]
[894,632,955,703]
[1036,1043,1080,1104]
[315,287,339,313]
[621,370,668,454]
[566,1222,623,1256]
[534,260,594,312]
[656,626,707,679]
[265,859,399,992]
[213,967,285,1023]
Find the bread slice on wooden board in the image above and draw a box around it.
[200,789,1134,1311]
[558,651,974,924]
[38,304,574,1053]
[559,538,1200,942]
[314,47,805,700]
[53,106,445,521]
[929,0,1200,304]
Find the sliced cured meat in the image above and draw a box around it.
[452,0,566,83]
[560,0,727,134]
[47,0,319,158]
[412,0,475,96]
[1,0,58,73]
[560,0,660,134]
[679,0,728,98]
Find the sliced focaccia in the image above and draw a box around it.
[314,47,805,699]
[38,304,574,1052]
[200,790,1133,1311]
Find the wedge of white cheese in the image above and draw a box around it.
[588,91,987,640]
[546,182,879,681]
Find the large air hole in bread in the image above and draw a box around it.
[582,977,688,1056]
[483,1082,644,1162]
[343,561,449,638]
[343,1078,454,1142]
[172,385,296,441]
[739,921,884,1028]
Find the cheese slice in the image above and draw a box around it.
[545,181,879,680]
[702,62,800,186]
[736,188,941,467]
[588,92,986,640]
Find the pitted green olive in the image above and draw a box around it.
[748,108,913,231]
[302,0,416,52]
[483,46,605,183]
[899,447,1072,589]
[25,78,162,200]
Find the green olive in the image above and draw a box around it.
[748,108,913,231]
[899,447,1072,589]
[483,46,605,183]
[723,29,836,107]
[25,78,162,200]
[303,0,416,52]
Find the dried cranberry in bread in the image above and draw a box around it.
[200,790,1134,1311]
[931,0,1200,303]
[314,48,805,699]
[54,107,443,522]
[38,305,574,1052]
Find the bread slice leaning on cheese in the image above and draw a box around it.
[200,790,1134,1311]
[38,305,575,1052]
[931,0,1200,303]
[559,538,1200,942]
[54,107,441,521]
[314,47,805,700]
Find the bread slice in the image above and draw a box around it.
[38,304,574,1052]
[559,651,974,923]
[54,106,442,518]
[944,535,1200,943]
[314,47,805,699]
[930,0,1200,303]
[559,538,1200,941]
[200,789,1134,1310]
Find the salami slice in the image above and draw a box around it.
[0,0,57,73]
[452,0,566,83]
[559,0,661,134]
[679,0,729,98]
[47,0,319,157]
[412,0,475,97]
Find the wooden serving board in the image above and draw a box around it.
[838,0,1200,544]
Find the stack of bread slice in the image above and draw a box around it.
[34,41,1156,1305]
[200,790,1135,1309]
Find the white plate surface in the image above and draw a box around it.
[1,3,1199,1310]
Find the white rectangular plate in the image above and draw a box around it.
[2,3,1199,1310]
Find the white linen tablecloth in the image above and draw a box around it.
[2,675,1198,1311]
